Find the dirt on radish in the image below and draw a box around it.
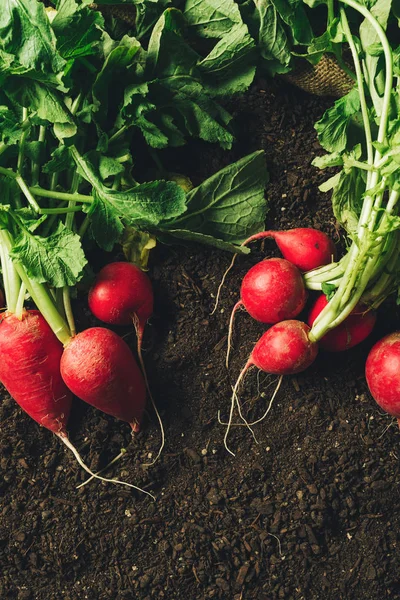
[1,81,400,600]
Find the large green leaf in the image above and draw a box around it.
[160,150,269,243]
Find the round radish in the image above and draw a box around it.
[88,262,153,346]
[226,258,307,366]
[224,320,318,454]
[61,327,147,432]
[88,262,164,466]
[308,294,376,351]
[366,332,400,419]
[211,228,335,316]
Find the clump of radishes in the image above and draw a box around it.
[226,257,307,366]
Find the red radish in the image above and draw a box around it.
[366,332,400,425]
[88,262,153,346]
[61,327,147,432]
[88,262,163,465]
[212,228,335,315]
[0,310,72,433]
[308,294,376,351]
[0,310,153,497]
[226,258,307,366]
[243,228,336,272]
[224,320,318,454]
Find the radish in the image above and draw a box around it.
[308,294,376,351]
[88,262,163,465]
[212,228,335,314]
[0,310,72,434]
[0,310,153,496]
[366,332,400,426]
[224,320,318,454]
[61,327,147,431]
[226,258,307,366]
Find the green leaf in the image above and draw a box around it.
[42,145,74,174]
[10,221,87,287]
[156,228,252,253]
[315,88,360,153]
[184,0,244,38]
[197,23,257,97]
[52,0,105,60]
[86,193,124,251]
[160,150,269,243]
[0,104,23,144]
[0,0,65,84]
[312,152,344,169]
[270,0,313,45]
[5,79,77,138]
[330,168,366,235]
[240,0,292,75]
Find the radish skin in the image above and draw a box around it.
[308,294,376,351]
[226,258,307,367]
[366,332,400,426]
[212,228,335,314]
[224,320,318,455]
[88,262,164,465]
[0,310,72,433]
[61,327,147,432]
[0,310,154,496]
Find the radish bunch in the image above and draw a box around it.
[219,226,379,454]
[0,235,156,497]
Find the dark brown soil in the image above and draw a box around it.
[2,81,400,600]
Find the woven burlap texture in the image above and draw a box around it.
[284,54,354,98]
[90,4,353,98]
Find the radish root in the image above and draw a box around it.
[226,300,243,369]
[134,317,165,468]
[210,254,237,315]
[58,434,155,500]
[76,448,127,489]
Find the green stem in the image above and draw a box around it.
[78,215,90,239]
[17,108,30,175]
[30,187,93,203]
[63,286,76,337]
[0,230,22,314]
[15,283,26,320]
[31,125,47,187]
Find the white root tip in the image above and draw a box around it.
[210,254,238,316]
[57,434,155,500]
[226,301,242,369]
[75,448,127,489]
[134,329,165,468]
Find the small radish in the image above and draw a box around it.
[226,258,307,366]
[243,228,336,272]
[88,262,153,344]
[0,310,152,496]
[212,228,335,314]
[61,327,147,432]
[224,320,318,454]
[88,262,163,465]
[308,294,376,351]
[366,332,400,425]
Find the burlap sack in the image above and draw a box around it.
[90,4,353,98]
[283,54,354,98]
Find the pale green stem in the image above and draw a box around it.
[15,283,26,320]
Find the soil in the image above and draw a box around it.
[2,80,400,600]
